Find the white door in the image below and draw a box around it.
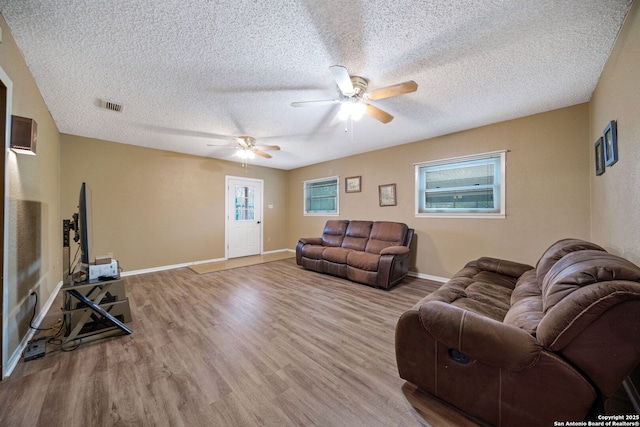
[226,177,262,258]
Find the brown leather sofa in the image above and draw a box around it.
[296,220,414,289]
[395,238,640,426]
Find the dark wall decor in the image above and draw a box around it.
[10,115,37,154]
[603,120,618,167]
[595,137,605,176]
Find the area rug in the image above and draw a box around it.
[189,251,295,274]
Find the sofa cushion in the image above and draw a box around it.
[471,271,519,290]
[323,247,353,264]
[537,250,640,351]
[535,238,606,288]
[477,257,534,279]
[541,250,640,313]
[503,269,543,335]
[419,274,512,322]
[321,220,349,247]
[447,292,509,322]
[300,244,325,260]
[347,251,380,271]
[341,220,372,251]
[365,221,408,254]
[451,260,519,289]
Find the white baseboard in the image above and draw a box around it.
[4,279,64,379]
[121,248,295,277]
[262,248,295,255]
[407,271,449,283]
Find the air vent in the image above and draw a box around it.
[100,99,123,112]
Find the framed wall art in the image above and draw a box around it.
[595,137,605,176]
[603,120,618,167]
[378,183,397,207]
[345,176,361,193]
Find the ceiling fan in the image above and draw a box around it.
[291,65,418,124]
[207,136,280,159]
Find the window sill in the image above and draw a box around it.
[304,213,340,217]
[415,213,506,219]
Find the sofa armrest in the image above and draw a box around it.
[377,246,413,288]
[380,245,410,256]
[419,300,541,371]
[296,237,323,265]
[476,257,534,279]
[298,237,322,246]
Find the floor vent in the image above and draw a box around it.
[100,99,123,112]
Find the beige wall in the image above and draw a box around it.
[589,0,640,266]
[1,13,62,371]
[288,104,591,278]
[61,135,288,271]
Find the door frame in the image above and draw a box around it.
[224,175,264,259]
[1,66,13,379]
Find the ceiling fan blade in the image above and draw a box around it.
[329,65,355,96]
[291,99,340,107]
[254,145,280,151]
[207,144,237,148]
[367,80,418,101]
[365,104,394,124]
[254,150,272,159]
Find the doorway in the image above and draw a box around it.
[225,176,263,259]
[1,67,12,379]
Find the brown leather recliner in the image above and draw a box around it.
[395,238,640,426]
[296,220,414,289]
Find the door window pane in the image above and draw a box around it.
[235,185,254,221]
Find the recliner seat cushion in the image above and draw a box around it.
[417,270,513,322]
[347,251,380,271]
[323,247,353,264]
[300,244,325,260]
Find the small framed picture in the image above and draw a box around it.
[345,176,361,193]
[595,137,605,176]
[378,183,397,207]
[603,120,618,167]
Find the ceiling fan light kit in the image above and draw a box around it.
[338,101,367,121]
[236,149,255,159]
[207,135,280,165]
[291,65,418,124]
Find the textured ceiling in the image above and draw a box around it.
[0,1,632,170]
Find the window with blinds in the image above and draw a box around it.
[416,151,506,218]
[304,176,339,215]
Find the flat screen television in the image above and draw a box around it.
[77,182,93,265]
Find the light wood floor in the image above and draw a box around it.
[189,251,295,275]
[0,259,483,427]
